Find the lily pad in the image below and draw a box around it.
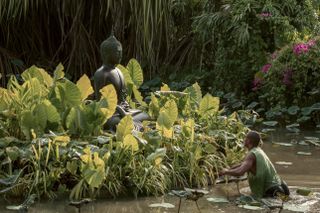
[296,188,312,196]
[275,161,293,166]
[261,128,275,133]
[238,204,265,211]
[207,197,229,203]
[262,121,278,127]
[272,142,293,147]
[149,203,175,208]
[297,151,312,156]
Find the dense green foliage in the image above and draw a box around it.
[250,36,320,128]
[0,62,248,200]
[1,0,319,93]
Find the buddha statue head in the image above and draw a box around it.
[100,31,122,66]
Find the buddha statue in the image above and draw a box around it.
[94,32,149,130]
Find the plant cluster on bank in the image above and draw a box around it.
[0,60,248,200]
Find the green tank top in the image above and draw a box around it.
[248,147,281,198]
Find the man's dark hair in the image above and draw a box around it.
[247,131,261,147]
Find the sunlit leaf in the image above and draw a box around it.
[117,64,133,85]
[199,94,219,118]
[100,84,118,119]
[160,83,170,91]
[54,63,65,80]
[76,74,94,101]
[22,65,53,88]
[116,115,134,141]
[123,134,139,152]
[126,58,143,88]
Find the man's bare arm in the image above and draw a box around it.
[221,153,255,176]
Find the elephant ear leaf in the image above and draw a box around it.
[117,64,133,85]
[99,84,118,119]
[116,115,134,141]
[76,74,94,101]
[54,63,65,80]
[123,134,139,152]
[21,65,53,88]
[126,59,143,88]
[199,94,220,118]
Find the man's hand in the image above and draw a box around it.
[218,168,229,176]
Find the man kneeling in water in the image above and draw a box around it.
[219,131,290,198]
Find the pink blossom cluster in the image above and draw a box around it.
[252,77,262,91]
[293,39,317,55]
[259,12,272,18]
[261,63,271,73]
[282,69,293,86]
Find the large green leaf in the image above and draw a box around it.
[163,99,178,125]
[53,79,82,109]
[54,63,65,80]
[117,64,133,85]
[76,74,94,101]
[126,59,143,88]
[132,86,147,107]
[0,88,11,111]
[123,134,139,152]
[100,84,117,119]
[183,82,202,106]
[199,94,220,118]
[116,115,134,141]
[156,111,172,129]
[21,65,53,88]
[148,93,160,118]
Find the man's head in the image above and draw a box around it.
[244,131,261,149]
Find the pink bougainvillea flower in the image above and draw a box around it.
[259,12,272,18]
[282,69,293,86]
[271,52,278,60]
[261,63,272,73]
[307,39,316,47]
[252,77,263,91]
[293,43,309,55]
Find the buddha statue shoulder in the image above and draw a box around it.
[94,32,149,130]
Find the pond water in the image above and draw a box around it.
[1,130,319,213]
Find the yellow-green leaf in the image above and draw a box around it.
[53,135,70,146]
[100,84,118,119]
[116,115,134,141]
[123,134,139,152]
[148,93,159,118]
[181,119,195,142]
[21,65,53,88]
[163,99,178,125]
[132,86,147,107]
[160,83,170,91]
[157,111,172,129]
[199,94,220,118]
[126,59,143,88]
[54,63,65,80]
[76,74,94,101]
[117,64,133,85]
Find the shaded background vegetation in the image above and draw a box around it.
[1,0,319,94]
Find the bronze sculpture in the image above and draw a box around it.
[94,32,149,130]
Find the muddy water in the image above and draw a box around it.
[1,130,319,213]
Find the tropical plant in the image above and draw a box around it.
[0,60,249,202]
[252,36,320,128]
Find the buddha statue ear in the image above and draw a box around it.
[100,30,122,65]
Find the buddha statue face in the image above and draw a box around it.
[100,34,122,66]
